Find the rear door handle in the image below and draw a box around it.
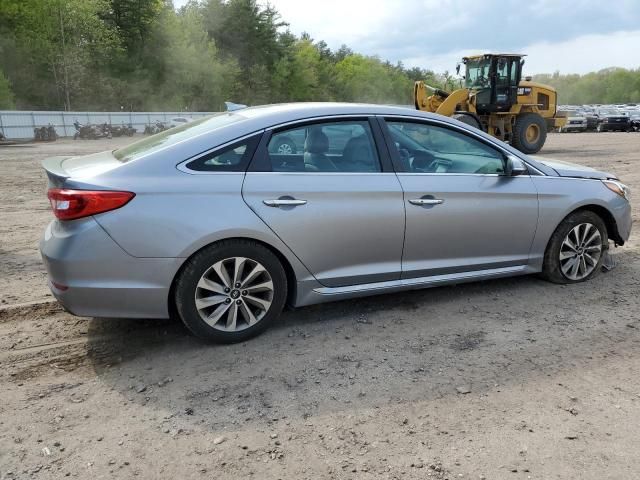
[263,199,307,207]
[408,198,444,206]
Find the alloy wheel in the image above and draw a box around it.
[277,143,294,154]
[194,257,274,331]
[559,223,602,281]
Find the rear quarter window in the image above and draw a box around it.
[184,135,261,172]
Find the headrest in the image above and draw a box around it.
[342,135,371,161]
[304,128,329,154]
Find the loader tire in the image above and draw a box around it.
[452,113,481,130]
[512,113,547,154]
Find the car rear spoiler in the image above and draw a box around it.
[42,156,71,186]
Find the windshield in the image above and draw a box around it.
[113,112,243,162]
[465,58,491,88]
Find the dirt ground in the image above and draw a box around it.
[1,132,639,479]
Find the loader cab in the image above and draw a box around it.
[463,54,524,114]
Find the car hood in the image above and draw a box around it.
[531,157,617,180]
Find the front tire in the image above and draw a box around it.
[175,240,287,343]
[541,211,608,284]
[512,112,547,154]
[452,113,481,130]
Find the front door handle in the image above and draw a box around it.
[263,199,307,207]
[408,198,444,206]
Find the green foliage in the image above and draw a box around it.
[0,69,15,108]
[533,68,640,105]
[6,0,604,112]
[0,0,121,110]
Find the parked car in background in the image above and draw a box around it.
[595,108,630,132]
[40,103,632,343]
[558,111,587,132]
[170,117,193,128]
[578,110,598,131]
[630,113,640,132]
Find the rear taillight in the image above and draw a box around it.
[47,189,135,221]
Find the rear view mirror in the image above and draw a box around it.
[505,155,528,176]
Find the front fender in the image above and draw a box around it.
[528,176,632,268]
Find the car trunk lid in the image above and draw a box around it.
[42,150,124,187]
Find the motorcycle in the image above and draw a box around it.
[144,121,168,135]
[73,121,111,140]
[34,125,58,141]
[111,123,136,137]
[47,125,58,141]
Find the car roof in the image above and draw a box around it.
[235,102,429,125]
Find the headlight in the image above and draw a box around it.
[603,180,631,201]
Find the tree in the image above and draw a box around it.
[334,54,412,104]
[201,0,288,103]
[4,0,636,112]
[0,69,15,109]
[0,0,120,110]
[533,68,640,105]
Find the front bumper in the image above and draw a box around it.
[40,218,182,318]
[602,121,630,130]
[611,197,633,245]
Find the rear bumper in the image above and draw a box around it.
[40,218,182,318]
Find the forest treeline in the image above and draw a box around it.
[0,0,438,111]
[0,0,638,111]
[532,69,640,105]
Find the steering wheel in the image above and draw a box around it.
[410,151,436,172]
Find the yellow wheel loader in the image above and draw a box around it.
[414,54,566,153]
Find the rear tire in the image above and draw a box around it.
[512,113,547,154]
[541,210,608,284]
[174,239,287,343]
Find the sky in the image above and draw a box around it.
[175,0,640,75]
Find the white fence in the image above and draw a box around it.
[0,110,216,139]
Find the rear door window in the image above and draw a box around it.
[266,120,381,173]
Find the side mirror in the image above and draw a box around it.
[456,63,461,75]
[505,155,528,176]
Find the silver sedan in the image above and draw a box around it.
[40,103,632,342]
